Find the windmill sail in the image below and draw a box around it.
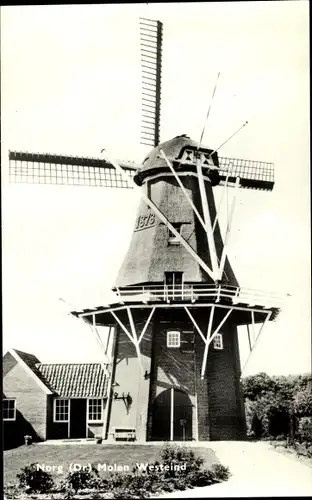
[139,18,163,148]
[9,150,274,191]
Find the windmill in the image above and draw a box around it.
[8,17,285,442]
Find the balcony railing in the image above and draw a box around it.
[113,283,286,309]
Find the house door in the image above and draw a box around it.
[69,399,87,438]
[151,388,192,441]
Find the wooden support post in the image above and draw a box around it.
[247,324,252,352]
[201,306,215,379]
[251,311,256,344]
[170,387,174,441]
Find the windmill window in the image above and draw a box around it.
[213,333,223,350]
[3,399,16,421]
[168,223,182,245]
[167,330,181,348]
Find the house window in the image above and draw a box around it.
[3,399,16,421]
[168,223,182,245]
[54,399,69,422]
[213,333,223,350]
[167,330,181,348]
[88,399,103,422]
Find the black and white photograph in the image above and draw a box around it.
[1,1,311,498]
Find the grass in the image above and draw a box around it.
[4,443,219,485]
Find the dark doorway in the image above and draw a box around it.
[173,389,192,440]
[151,388,192,441]
[151,390,171,441]
[70,399,87,438]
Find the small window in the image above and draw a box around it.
[88,399,103,422]
[213,333,223,350]
[167,330,181,348]
[3,399,16,421]
[54,399,69,422]
[168,223,182,245]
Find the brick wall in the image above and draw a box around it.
[108,307,246,442]
[194,309,246,440]
[3,352,48,443]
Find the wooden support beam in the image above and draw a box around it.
[240,311,272,378]
[160,149,206,230]
[184,306,207,343]
[201,306,215,379]
[247,324,252,352]
[101,152,216,281]
[79,301,273,317]
[196,157,219,276]
[138,307,156,344]
[127,308,144,375]
[110,311,134,343]
[208,308,233,346]
[218,176,240,280]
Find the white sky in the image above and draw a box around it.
[1,1,310,376]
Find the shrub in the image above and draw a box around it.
[160,443,204,477]
[65,465,99,494]
[16,463,55,493]
[298,417,312,442]
[211,463,230,481]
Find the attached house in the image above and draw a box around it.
[3,349,108,449]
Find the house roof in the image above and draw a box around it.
[36,363,108,398]
[9,349,53,394]
[6,349,108,398]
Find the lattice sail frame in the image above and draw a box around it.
[9,150,274,191]
[139,17,163,148]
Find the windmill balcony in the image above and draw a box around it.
[113,283,286,309]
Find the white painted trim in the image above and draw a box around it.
[8,349,53,394]
[78,302,273,317]
[213,333,224,350]
[141,171,214,185]
[166,330,181,348]
[68,399,71,438]
[170,387,174,441]
[3,398,16,421]
[87,398,104,423]
[53,398,69,423]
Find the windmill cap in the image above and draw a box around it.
[134,135,220,186]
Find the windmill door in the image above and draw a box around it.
[151,388,192,441]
